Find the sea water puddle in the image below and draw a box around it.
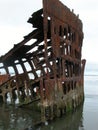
[0,103,35,130]
[0,102,84,130]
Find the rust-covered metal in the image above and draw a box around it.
[0,0,86,123]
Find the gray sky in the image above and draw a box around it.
[0,0,98,63]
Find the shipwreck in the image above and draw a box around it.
[0,0,86,123]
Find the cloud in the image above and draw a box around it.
[0,0,42,26]
[0,25,31,55]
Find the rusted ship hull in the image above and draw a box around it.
[0,0,86,123]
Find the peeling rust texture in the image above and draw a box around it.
[0,0,86,121]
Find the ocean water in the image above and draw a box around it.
[83,75,98,130]
[0,63,98,130]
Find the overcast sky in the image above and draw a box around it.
[0,0,98,64]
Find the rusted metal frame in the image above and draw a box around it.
[69,62,73,77]
[18,59,27,73]
[4,65,10,75]
[74,64,79,76]
[29,38,43,50]
[77,36,82,59]
[74,33,82,60]
[70,43,75,58]
[31,57,39,70]
[66,62,70,77]
[35,57,53,76]
[63,58,74,78]
[15,73,28,88]
[52,19,68,56]
[26,58,38,79]
[81,59,86,77]
[43,0,70,80]
[0,76,15,91]
[39,6,52,98]
[40,77,44,102]
[71,63,74,77]
[36,54,52,67]
[10,65,20,95]
[32,54,46,76]
[18,59,28,76]
[53,20,61,57]
[28,10,43,30]
[27,8,43,21]
[11,63,19,75]
[58,24,64,77]
[0,74,9,86]
[1,34,38,62]
[28,43,52,61]
[18,59,30,81]
[37,47,51,61]
[62,58,66,78]
[80,60,86,90]
[46,61,54,76]
[61,76,81,83]
[43,11,49,79]
[37,52,44,58]
[37,47,52,60]
[7,66,15,76]
[44,79,55,100]
[43,0,83,35]
[50,17,57,79]
[44,80,49,100]
[66,63,71,78]
[61,55,81,64]
[0,63,9,75]
[0,29,43,66]
[37,41,51,53]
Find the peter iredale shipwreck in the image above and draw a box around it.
[0,0,86,123]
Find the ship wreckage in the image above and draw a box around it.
[0,0,86,123]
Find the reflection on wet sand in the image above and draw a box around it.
[0,103,84,130]
[36,104,84,130]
